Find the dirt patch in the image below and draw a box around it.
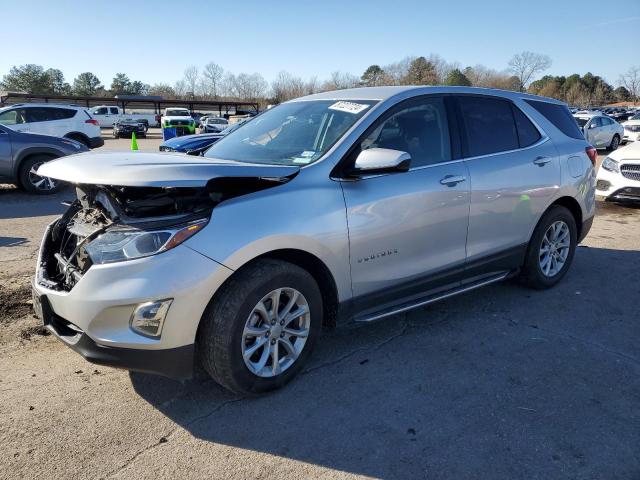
[0,283,33,323]
[20,325,50,340]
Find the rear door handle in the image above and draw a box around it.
[440,175,466,186]
[533,156,551,166]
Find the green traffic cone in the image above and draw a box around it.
[131,131,139,151]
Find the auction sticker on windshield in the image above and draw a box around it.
[328,101,370,114]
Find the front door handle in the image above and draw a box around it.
[533,156,551,166]
[440,175,466,186]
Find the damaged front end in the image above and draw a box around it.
[37,175,296,291]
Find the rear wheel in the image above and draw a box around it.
[609,134,620,151]
[197,259,322,395]
[18,155,62,194]
[519,205,577,289]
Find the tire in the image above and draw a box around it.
[197,259,322,395]
[18,155,62,194]
[609,134,620,151]
[519,205,577,289]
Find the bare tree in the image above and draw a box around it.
[271,71,305,103]
[201,62,224,98]
[322,71,359,91]
[508,51,552,91]
[619,66,640,103]
[173,79,187,98]
[382,56,414,85]
[183,65,199,97]
[305,76,320,95]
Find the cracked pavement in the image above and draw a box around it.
[1,163,640,479]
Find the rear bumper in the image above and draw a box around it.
[88,136,104,148]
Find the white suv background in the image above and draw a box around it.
[0,103,103,149]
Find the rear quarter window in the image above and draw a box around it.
[512,106,541,147]
[524,100,584,140]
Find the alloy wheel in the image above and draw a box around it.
[28,161,57,192]
[538,220,571,277]
[241,288,311,378]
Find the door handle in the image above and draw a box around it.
[440,175,466,186]
[533,156,551,166]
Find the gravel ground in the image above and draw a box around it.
[0,146,639,480]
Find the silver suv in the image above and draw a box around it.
[33,87,596,394]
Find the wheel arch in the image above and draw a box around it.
[64,131,90,145]
[201,248,340,331]
[13,148,61,179]
[549,195,583,239]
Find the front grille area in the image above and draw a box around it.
[169,120,191,126]
[624,125,640,132]
[621,164,640,181]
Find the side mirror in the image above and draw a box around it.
[589,122,598,129]
[351,148,411,175]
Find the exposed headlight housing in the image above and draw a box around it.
[85,218,208,265]
[601,157,620,173]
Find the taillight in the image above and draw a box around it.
[85,119,99,126]
[585,146,597,166]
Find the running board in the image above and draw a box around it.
[354,272,510,323]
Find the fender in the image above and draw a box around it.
[13,146,64,177]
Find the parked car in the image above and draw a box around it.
[160,119,249,154]
[0,123,88,193]
[112,119,147,139]
[200,116,229,133]
[0,103,103,149]
[621,113,640,143]
[34,86,595,394]
[161,107,196,136]
[573,113,624,150]
[596,141,640,202]
[159,132,225,155]
[88,106,160,128]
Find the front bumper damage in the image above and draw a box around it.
[31,185,236,380]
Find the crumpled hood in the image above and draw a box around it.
[37,151,300,187]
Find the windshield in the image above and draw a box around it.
[630,113,640,121]
[166,109,190,117]
[574,117,589,127]
[204,100,377,165]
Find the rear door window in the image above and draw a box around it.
[25,108,53,123]
[46,108,76,120]
[457,96,518,157]
[524,100,584,140]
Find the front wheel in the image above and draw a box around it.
[519,205,577,289]
[197,259,322,395]
[18,155,62,194]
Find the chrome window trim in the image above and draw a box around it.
[461,136,551,164]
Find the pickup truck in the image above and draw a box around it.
[161,107,196,135]
[88,105,161,128]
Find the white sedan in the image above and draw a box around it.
[596,140,640,202]
[621,113,640,143]
[574,113,624,151]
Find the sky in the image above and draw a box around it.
[1,0,638,88]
